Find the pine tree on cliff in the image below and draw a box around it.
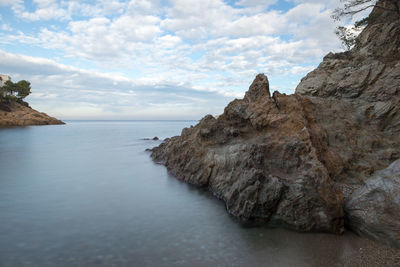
[0,80,31,101]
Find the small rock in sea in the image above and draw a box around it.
[145,148,153,152]
[142,137,160,141]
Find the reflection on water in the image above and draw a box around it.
[0,121,394,266]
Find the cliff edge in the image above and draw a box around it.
[151,4,400,247]
[0,101,64,127]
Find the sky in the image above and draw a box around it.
[0,0,366,120]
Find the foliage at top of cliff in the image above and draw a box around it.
[0,79,31,103]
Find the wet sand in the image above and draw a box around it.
[334,235,400,267]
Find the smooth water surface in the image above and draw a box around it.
[0,121,389,266]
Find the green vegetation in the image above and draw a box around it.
[0,80,31,102]
[335,26,359,51]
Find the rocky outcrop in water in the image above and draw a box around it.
[151,3,400,245]
[152,74,345,234]
[0,101,64,127]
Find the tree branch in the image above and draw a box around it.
[341,4,376,16]
[333,0,400,20]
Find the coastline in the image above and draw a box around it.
[0,101,64,127]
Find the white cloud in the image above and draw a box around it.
[0,50,234,119]
[161,0,236,39]
[65,0,127,18]
[1,23,12,31]
[37,13,162,64]
[235,0,279,12]
[12,0,69,21]
[9,0,129,21]
[291,0,339,8]
[0,0,20,6]
[27,0,341,74]
[127,0,161,15]
[0,31,40,45]
[0,0,347,119]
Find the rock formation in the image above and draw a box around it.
[294,4,400,247]
[0,101,64,127]
[152,74,345,233]
[151,4,400,246]
[346,159,400,248]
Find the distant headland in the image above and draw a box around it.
[0,75,64,127]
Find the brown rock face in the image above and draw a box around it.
[0,101,64,127]
[152,74,345,234]
[151,4,400,244]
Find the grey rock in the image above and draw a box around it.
[150,2,400,244]
[346,159,400,248]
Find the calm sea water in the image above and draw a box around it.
[0,121,386,266]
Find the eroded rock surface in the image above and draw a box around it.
[346,159,400,248]
[153,74,345,234]
[151,3,400,245]
[294,4,400,246]
[0,101,64,127]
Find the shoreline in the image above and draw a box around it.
[0,101,64,127]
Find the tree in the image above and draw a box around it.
[1,80,17,98]
[335,26,358,50]
[0,79,31,101]
[332,0,400,21]
[0,86,5,99]
[15,80,31,100]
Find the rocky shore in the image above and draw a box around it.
[0,101,64,127]
[151,5,400,247]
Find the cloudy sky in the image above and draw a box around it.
[0,0,355,120]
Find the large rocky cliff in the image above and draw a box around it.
[0,101,64,127]
[151,5,400,247]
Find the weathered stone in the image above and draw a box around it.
[346,159,400,248]
[152,74,345,234]
[0,101,64,127]
[244,74,270,102]
[150,2,400,245]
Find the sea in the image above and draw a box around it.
[0,120,391,266]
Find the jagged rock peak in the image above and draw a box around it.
[244,73,270,102]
